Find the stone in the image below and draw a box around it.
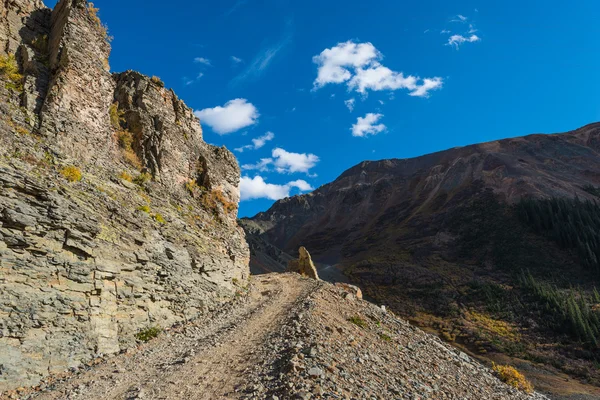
[287,247,319,280]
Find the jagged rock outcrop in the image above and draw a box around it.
[287,246,319,280]
[0,0,249,392]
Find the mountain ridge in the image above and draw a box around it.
[242,121,600,398]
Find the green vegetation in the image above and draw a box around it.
[133,172,151,186]
[519,270,600,346]
[379,333,392,342]
[60,166,82,182]
[137,205,151,213]
[135,326,162,342]
[492,363,533,394]
[582,185,600,198]
[517,197,600,273]
[153,213,166,224]
[348,315,368,329]
[0,54,23,92]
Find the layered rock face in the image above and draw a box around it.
[0,0,248,392]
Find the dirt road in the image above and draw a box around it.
[27,274,316,400]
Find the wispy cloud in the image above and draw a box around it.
[231,20,293,86]
[447,34,481,49]
[235,131,275,152]
[345,98,356,112]
[231,56,243,65]
[224,0,249,17]
[194,57,212,66]
[442,14,482,49]
[183,72,205,86]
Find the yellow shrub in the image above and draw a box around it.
[87,2,110,40]
[492,363,533,394]
[151,76,164,87]
[0,54,23,92]
[115,130,142,169]
[153,213,166,224]
[137,205,150,213]
[109,102,125,129]
[60,166,82,182]
[119,171,133,182]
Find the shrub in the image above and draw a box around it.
[185,180,199,195]
[379,333,392,342]
[137,205,151,213]
[492,363,533,394]
[135,326,161,342]
[133,172,152,186]
[87,2,110,40]
[115,130,141,169]
[153,213,166,224]
[109,102,125,130]
[0,54,23,92]
[31,34,48,53]
[119,171,133,182]
[151,76,165,87]
[60,166,82,182]
[348,315,368,329]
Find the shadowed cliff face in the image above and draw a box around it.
[0,0,248,391]
[243,123,600,397]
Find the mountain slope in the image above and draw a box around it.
[242,123,600,398]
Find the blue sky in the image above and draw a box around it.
[46,0,600,217]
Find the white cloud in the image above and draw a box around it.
[447,34,481,49]
[408,77,444,97]
[231,56,243,64]
[312,40,443,98]
[272,148,319,174]
[352,113,386,137]
[194,99,259,135]
[194,57,212,66]
[242,148,320,175]
[235,131,275,152]
[242,158,273,172]
[345,98,356,112]
[240,176,313,201]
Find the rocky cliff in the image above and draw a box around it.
[242,123,600,398]
[0,0,248,392]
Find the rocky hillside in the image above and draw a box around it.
[243,123,600,399]
[7,274,547,400]
[0,0,248,392]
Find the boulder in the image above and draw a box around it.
[287,247,319,280]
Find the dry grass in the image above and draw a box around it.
[492,363,533,394]
[151,76,165,87]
